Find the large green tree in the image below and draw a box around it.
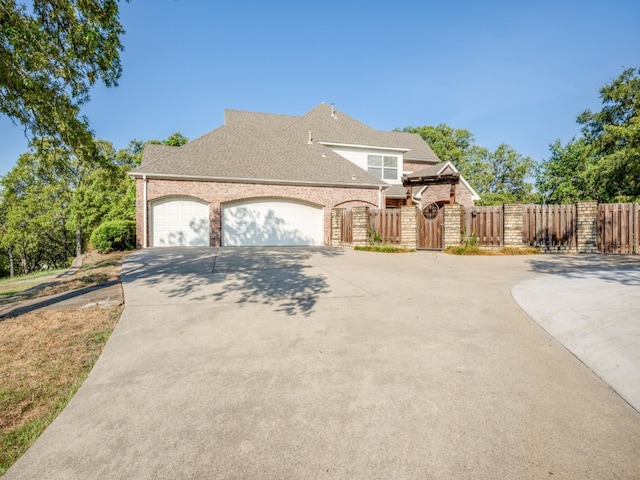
[0,146,73,275]
[535,138,595,204]
[400,124,535,204]
[537,67,640,203]
[0,133,184,277]
[0,0,127,159]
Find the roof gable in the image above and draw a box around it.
[131,104,441,187]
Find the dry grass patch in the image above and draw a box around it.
[0,252,129,304]
[443,246,541,255]
[0,251,129,475]
[0,307,122,474]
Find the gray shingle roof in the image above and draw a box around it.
[132,104,440,187]
[385,184,408,199]
[406,162,450,178]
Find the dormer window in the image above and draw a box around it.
[367,154,398,180]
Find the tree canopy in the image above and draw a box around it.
[0,0,127,158]
[536,66,640,203]
[0,133,185,277]
[399,124,535,205]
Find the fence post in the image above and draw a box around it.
[331,209,342,247]
[576,201,599,253]
[443,204,463,248]
[352,206,369,246]
[503,203,524,247]
[400,205,417,249]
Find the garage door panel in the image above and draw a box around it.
[151,198,209,247]
[223,199,323,246]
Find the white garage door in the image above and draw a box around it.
[222,199,324,246]
[150,197,209,247]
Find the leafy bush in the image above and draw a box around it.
[89,220,136,253]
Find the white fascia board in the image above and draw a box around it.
[128,172,388,189]
[437,162,481,200]
[318,141,408,153]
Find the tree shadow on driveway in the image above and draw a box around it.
[122,247,342,317]
[526,254,640,286]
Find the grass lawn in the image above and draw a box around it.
[0,269,66,298]
[0,251,130,475]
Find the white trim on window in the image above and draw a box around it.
[367,154,398,181]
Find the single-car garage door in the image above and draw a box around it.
[222,198,324,246]
[150,197,209,246]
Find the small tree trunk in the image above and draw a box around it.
[8,246,14,278]
[62,224,68,265]
[75,224,82,257]
[20,253,27,275]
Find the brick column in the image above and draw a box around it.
[400,205,417,250]
[443,204,463,248]
[352,206,369,246]
[577,201,598,253]
[331,209,342,247]
[503,203,524,247]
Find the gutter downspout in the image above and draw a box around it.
[143,174,148,248]
[378,186,382,209]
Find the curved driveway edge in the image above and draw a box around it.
[512,255,640,412]
[4,248,640,479]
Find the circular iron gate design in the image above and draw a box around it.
[422,202,440,220]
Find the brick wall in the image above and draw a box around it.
[136,178,380,247]
[351,206,369,246]
[503,204,524,247]
[400,206,417,249]
[576,201,598,253]
[443,204,463,247]
[420,184,475,208]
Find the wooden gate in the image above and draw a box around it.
[598,203,639,254]
[339,209,352,243]
[417,207,444,250]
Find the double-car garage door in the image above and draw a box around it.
[150,197,324,247]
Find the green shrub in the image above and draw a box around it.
[90,220,136,253]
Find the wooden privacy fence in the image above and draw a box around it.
[333,202,639,254]
[339,209,353,243]
[461,206,503,247]
[523,204,577,250]
[368,208,402,244]
[598,203,639,254]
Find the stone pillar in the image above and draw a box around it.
[577,201,598,253]
[443,204,463,248]
[352,206,369,246]
[503,203,524,247]
[331,209,342,247]
[400,205,417,250]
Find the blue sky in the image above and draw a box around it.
[2,0,639,176]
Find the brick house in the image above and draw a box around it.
[130,104,479,247]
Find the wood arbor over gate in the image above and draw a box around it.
[402,171,460,250]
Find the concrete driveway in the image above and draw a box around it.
[5,248,640,479]
[512,255,640,413]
